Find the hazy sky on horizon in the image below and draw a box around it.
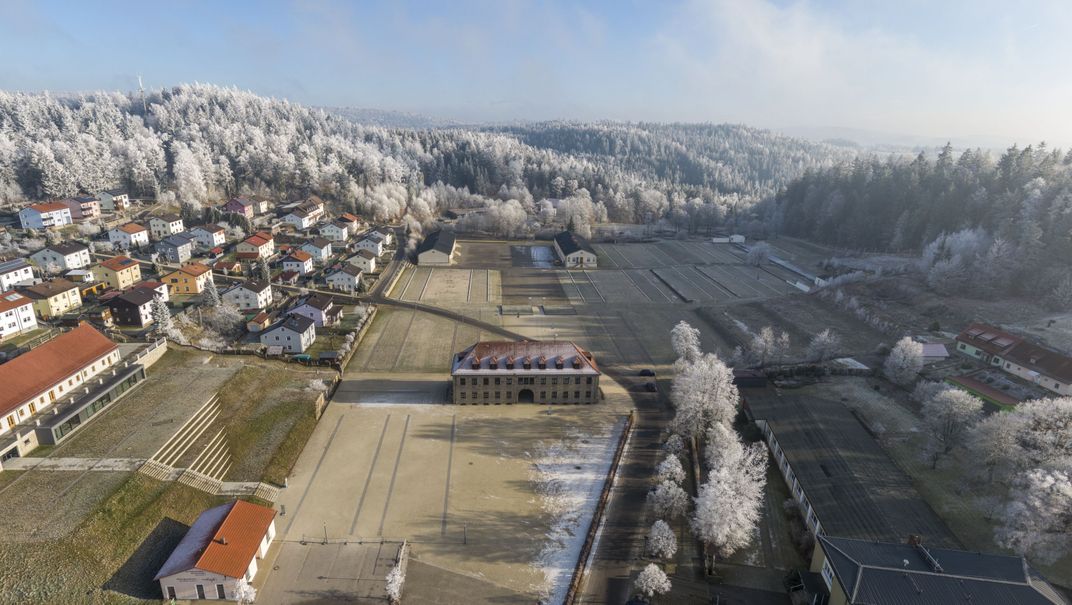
[2,0,1070,146]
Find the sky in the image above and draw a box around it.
[1,0,1071,146]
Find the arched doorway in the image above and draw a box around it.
[517,389,534,403]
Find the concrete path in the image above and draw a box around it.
[4,457,145,471]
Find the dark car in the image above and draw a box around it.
[638,368,656,377]
[644,382,658,392]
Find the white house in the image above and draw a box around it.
[373,228,394,246]
[30,242,92,272]
[319,221,351,243]
[346,249,377,273]
[19,202,73,229]
[222,280,272,311]
[300,238,333,263]
[260,314,316,353]
[156,233,197,264]
[154,500,277,601]
[98,189,131,211]
[354,236,384,257]
[282,208,317,230]
[281,251,314,276]
[0,290,38,341]
[0,259,35,290]
[553,231,597,268]
[416,230,456,266]
[108,223,150,250]
[149,214,185,240]
[189,225,227,249]
[287,293,343,327]
[326,265,362,293]
[236,233,275,260]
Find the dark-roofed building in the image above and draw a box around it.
[955,322,1023,364]
[811,535,1065,605]
[109,288,158,327]
[287,293,342,327]
[30,241,92,271]
[746,387,959,546]
[156,232,197,264]
[553,230,597,268]
[149,213,185,240]
[0,258,35,290]
[1000,340,1072,397]
[416,230,457,265]
[155,500,277,601]
[19,278,82,319]
[450,341,601,404]
[222,280,272,311]
[260,314,316,353]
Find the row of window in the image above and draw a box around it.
[459,376,592,386]
[459,390,592,401]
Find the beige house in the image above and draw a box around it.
[155,500,277,601]
[163,263,212,296]
[95,256,142,290]
[553,231,597,268]
[416,230,456,265]
[19,279,82,319]
[450,341,601,405]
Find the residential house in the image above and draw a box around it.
[354,235,384,257]
[809,535,1065,605]
[954,323,1023,365]
[213,260,242,275]
[0,324,120,453]
[154,500,277,602]
[346,249,377,273]
[373,227,394,246]
[450,341,601,405]
[287,293,342,327]
[260,314,316,353]
[281,251,314,276]
[325,265,362,293]
[236,232,275,260]
[222,280,272,311]
[189,224,227,249]
[273,270,299,286]
[59,196,101,220]
[31,241,92,272]
[246,312,271,333]
[282,207,317,230]
[319,220,351,243]
[300,238,333,263]
[149,214,185,240]
[156,233,197,264]
[19,279,82,319]
[132,280,169,303]
[553,230,597,268]
[222,197,256,220]
[163,263,212,296]
[108,223,150,250]
[416,230,457,266]
[0,291,38,341]
[95,256,142,290]
[97,189,130,211]
[337,212,365,235]
[109,288,157,327]
[19,202,73,229]
[999,340,1072,397]
[0,259,35,290]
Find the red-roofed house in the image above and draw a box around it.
[154,500,277,600]
[236,232,275,260]
[954,323,1023,365]
[18,202,73,229]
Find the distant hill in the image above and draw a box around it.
[323,106,459,129]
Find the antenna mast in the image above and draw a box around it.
[137,75,147,114]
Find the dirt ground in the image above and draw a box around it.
[263,374,633,602]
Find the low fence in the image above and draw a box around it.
[563,410,635,605]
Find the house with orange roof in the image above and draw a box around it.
[108,223,150,249]
[95,255,142,290]
[154,499,277,600]
[236,232,275,260]
[163,262,213,295]
[18,202,73,229]
[281,250,314,275]
[0,290,38,341]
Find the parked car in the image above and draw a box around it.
[638,368,656,376]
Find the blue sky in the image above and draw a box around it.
[2,0,1070,145]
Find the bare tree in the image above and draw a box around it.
[746,242,771,266]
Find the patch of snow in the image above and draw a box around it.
[529,421,624,605]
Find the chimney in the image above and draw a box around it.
[538,355,547,370]
[216,536,228,545]
[555,356,564,370]
[471,356,481,369]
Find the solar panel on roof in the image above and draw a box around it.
[966,328,984,336]
[979,332,997,341]
[992,337,1014,347]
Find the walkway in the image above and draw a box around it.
[3,457,146,471]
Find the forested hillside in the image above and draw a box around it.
[769,144,1072,302]
[0,84,846,235]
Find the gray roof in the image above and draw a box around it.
[267,314,315,335]
[160,233,196,248]
[42,241,89,256]
[111,288,156,307]
[304,237,332,250]
[554,230,594,256]
[0,258,31,274]
[820,536,1065,605]
[331,264,362,277]
[153,213,182,223]
[153,502,232,580]
[102,188,126,196]
[233,279,270,294]
[416,230,456,256]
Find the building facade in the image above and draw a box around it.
[19,203,73,229]
[416,230,456,266]
[190,225,227,249]
[260,315,316,353]
[553,231,597,268]
[108,223,150,249]
[149,214,185,240]
[163,263,212,295]
[450,341,601,405]
[20,279,82,319]
[95,256,142,290]
[0,291,38,341]
[30,242,92,271]
[222,280,272,311]
[0,259,35,290]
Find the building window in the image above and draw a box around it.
[195,585,206,599]
[820,559,834,589]
[585,390,591,398]
[483,392,489,399]
[166,586,176,599]
[495,391,500,399]
[551,377,558,385]
[551,391,557,399]
[494,377,501,385]
[216,584,226,599]
[483,378,489,386]
[540,391,546,399]
[575,390,580,399]
[459,378,466,386]
[540,378,547,385]
[586,377,593,384]
[459,392,466,400]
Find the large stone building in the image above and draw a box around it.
[450,341,601,405]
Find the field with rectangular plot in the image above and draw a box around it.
[391,266,502,305]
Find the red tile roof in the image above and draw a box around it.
[29,202,70,213]
[243,235,270,247]
[0,324,117,417]
[955,323,1023,356]
[99,256,140,272]
[0,290,31,313]
[118,223,147,234]
[287,250,312,263]
[177,262,211,277]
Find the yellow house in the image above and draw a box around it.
[19,278,83,320]
[95,256,142,290]
[164,263,212,295]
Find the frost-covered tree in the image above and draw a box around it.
[234,578,256,605]
[257,257,271,281]
[669,353,739,437]
[648,480,689,520]
[806,329,840,362]
[974,397,1072,473]
[746,242,771,266]
[646,520,677,560]
[995,468,1072,564]
[670,320,702,367]
[921,388,983,467]
[202,277,221,307]
[884,337,923,386]
[386,564,405,604]
[633,563,671,601]
[967,412,1023,483]
[654,455,685,485]
[150,296,175,337]
[663,434,685,458]
[173,142,207,202]
[692,424,767,560]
